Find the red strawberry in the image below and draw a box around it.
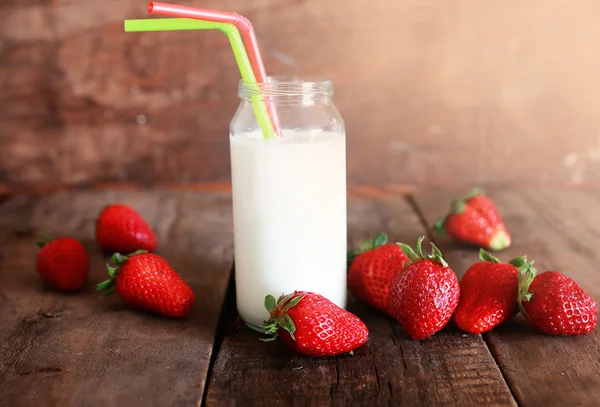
[262,291,368,356]
[348,233,408,315]
[390,237,459,340]
[454,249,534,334]
[97,251,194,318]
[434,188,511,251]
[96,204,157,253]
[36,236,90,291]
[518,268,597,336]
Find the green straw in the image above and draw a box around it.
[124,18,276,139]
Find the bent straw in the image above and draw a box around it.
[147,2,282,137]
[124,18,276,139]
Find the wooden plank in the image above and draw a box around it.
[204,198,516,406]
[414,187,600,407]
[0,190,233,406]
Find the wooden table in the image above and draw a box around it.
[1,188,599,407]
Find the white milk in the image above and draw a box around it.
[230,129,347,329]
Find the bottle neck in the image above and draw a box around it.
[238,76,334,105]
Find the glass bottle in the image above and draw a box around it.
[229,76,347,330]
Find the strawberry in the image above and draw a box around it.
[347,233,408,316]
[97,251,194,318]
[96,204,157,253]
[433,188,511,251]
[518,268,597,336]
[390,237,459,340]
[36,236,90,291]
[454,249,534,334]
[262,291,368,356]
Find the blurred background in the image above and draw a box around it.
[2,0,600,195]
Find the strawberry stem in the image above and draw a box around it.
[97,250,148,297]
[481,250,537,281]
[517,263,537,314]
[479,249,501,264]
[260,293,305,342]
[397,236,449,267]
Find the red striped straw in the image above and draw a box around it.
[148,2,282,137]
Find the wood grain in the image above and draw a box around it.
[4,1,600,190]
[414,188,600,407]
[204,198,516,406]
[0,191,233,406]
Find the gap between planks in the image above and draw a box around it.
[200,266,236,407]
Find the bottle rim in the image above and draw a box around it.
[238,76,333,101]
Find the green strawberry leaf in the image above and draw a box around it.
[36,234,55,248]
[260,292,302,344]
[282,295,304,312]
[528,261,537,275]
[277,293,296,307]
[278,316,295,339]
[430,243,449,268]
[264,295,276,313]
[479,249,501,264]
[432,216,447,236]
[416,236,425,258]
[450,199,466,214]
[96,279,114,291]
[283,315,296,340]
[463,187,485,200]
[517,263,538,314]
[107,266,118,277]
[348,233,389,268]
[372,233,388,248]
[129,249,148,257]
[96,278,116,297]
[100,286,116,297]
[110,252,128,266]
[103,254,127,284]
[508,256,527,268]
[360,241,372,252]
[398,243,419,262]
[399,237,450,268]
[259,322,279,342]
[262,322,279,336]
